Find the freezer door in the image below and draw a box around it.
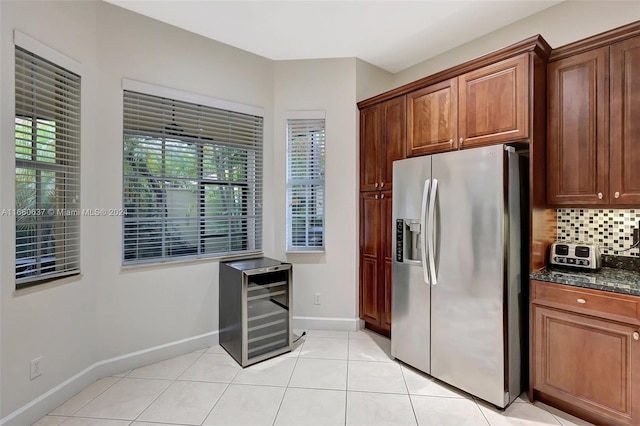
[391,156,432,374]
[430,144,512,407]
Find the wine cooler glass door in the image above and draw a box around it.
[243,268,291,364]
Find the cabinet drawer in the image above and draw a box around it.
[532,280,640,324]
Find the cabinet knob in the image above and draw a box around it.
[375,194,379,199]
[597,192,603,200]
[614,191,620,199]
[381,194,385,199]
[380,182,384,188]
[576,298,586,304]
[634,332,639,341]
[449,139,453,145]
[459,138,464,146]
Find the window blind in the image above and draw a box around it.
[123,90,263,264]
[286,118,325,251]
[15,46,81,286]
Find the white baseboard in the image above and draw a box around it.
[293,316,363,331]
[0,331,218,426]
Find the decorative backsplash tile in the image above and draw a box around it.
[557,209,640,257]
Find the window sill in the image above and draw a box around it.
[120,252,264,273]
[286,251,325,254]
[14,272,83,296]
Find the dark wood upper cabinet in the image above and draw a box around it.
[547,47,610,205]
[381,98,406,190]
[407,79,458,156]
[360,97,406,191]
[408,53,531,156]
[610,36,640,204]
[548,33,640,206]
[360,105,382,192]
[459,54,529,148]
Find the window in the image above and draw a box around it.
[286,115,326,251]
[15,45,81,287]
[123,89,263,264]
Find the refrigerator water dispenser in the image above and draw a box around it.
[396,219,422,263]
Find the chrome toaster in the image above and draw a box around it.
[549,242,601,270]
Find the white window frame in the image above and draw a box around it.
[14,31,82,288]
[285,111,326,253]
[121,80,264,265]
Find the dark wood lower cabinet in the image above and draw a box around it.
[382,191,393,331]
[531,280,640,425]
[359,191,392,336]
[360,193,380,325]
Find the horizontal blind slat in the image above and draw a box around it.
[123,90,263,264]
[286,118,325,251]
[15,46,81,287]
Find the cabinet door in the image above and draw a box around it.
[533,305,638,424]
[547,48,609,205]
[459,54,529,148]
[407,79,458,156]
[381,191,393,331]
[359,192,381,324]
[380,97,406,190]
[610,36,640,204]
[360,105,382,191]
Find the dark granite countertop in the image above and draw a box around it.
[530,266,640,297]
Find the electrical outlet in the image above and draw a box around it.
[314,293,321,305]
[30,356,42,380]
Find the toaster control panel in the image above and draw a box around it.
[552,256,591,267]
[549,242,601,270]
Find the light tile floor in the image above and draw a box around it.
[34,329,593,426]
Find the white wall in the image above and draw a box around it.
[0,0,99,419]
[394,1,640,87]
[355,59,394,102]
[0,0,4,418]
[92,1,275,360]
[0,1,275,422]
[273,59,360,328]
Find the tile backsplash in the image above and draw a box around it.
[557,209,640,257]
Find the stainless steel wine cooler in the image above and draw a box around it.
[219,257,293,367]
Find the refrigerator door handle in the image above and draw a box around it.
[428,179,438,285]
[420,179,431,284]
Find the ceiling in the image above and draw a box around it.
[105,0,562,73]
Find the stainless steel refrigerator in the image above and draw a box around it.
[391,144,525,408]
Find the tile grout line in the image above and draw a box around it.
[532,397,567,425]
[270,332,307,426]
[65,373,125,418]
[199,347,246,426]
[538,402,566,426]
[344,333,351,426]
[472,397,492,426]
[197,378,234,425]
[42,331,585,426]
[399,362,419,426]
[130,349,206,424]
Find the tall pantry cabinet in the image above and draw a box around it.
[359,96,406,336]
